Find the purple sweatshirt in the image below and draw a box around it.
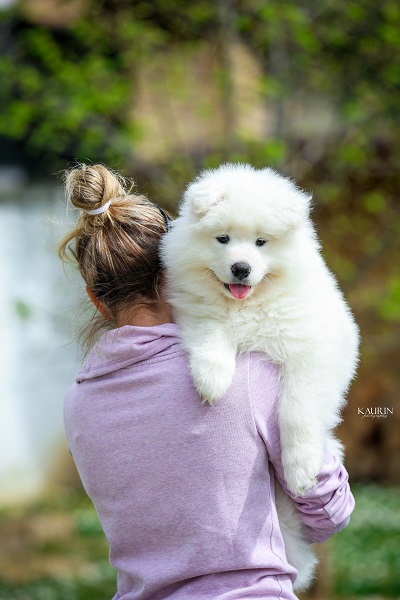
[64,324,354,600]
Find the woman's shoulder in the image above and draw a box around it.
[72,323,182,383]
[239,353,281,441]
[244,352,281,392]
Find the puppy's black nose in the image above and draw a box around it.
[231,262,251,280]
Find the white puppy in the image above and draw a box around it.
[161,163,359,590]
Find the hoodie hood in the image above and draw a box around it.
[76,323,181,382]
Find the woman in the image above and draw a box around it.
[60,164,354,600]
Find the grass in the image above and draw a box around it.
[0,484,399,599]
[330,484,400,598]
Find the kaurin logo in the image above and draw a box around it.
[357,407,394,418]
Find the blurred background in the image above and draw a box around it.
[0,0,399,598]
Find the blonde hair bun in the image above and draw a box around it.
[59,162,172,350]
[65,164,127,213]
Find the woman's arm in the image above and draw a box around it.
[271,445,354,543]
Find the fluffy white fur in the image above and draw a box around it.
[160,163,359,590]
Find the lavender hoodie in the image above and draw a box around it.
[64,324,354,600]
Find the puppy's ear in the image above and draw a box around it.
[279,188,311,230]
[184,182,224,216]
[262,169,312,233]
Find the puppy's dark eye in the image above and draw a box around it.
[255,238,267,246]
[216,235,230,244]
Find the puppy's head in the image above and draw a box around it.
[180,163,312,301]
[183,163,310,230]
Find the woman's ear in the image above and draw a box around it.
[86,286,113,321]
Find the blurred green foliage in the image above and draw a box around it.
[1,0,400,169]
[239,0,400,119]
[330,484,400,596]
[0,572,116,600]
[0,490,116,600]
[14,299,32,320]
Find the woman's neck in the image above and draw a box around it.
[116,302,173,328]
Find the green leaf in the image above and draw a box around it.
[14,300,32,321]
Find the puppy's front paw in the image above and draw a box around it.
[282,448,323,496]
[191,356,235,403]
[284,463,318,496]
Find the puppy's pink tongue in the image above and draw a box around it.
[229,284,251,299]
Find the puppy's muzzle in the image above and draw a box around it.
[231,262,251,280]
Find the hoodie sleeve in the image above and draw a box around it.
[248,353,355,543]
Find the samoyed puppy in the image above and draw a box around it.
[160,163,359,590]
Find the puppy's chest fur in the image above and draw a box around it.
[222,296,310,361]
